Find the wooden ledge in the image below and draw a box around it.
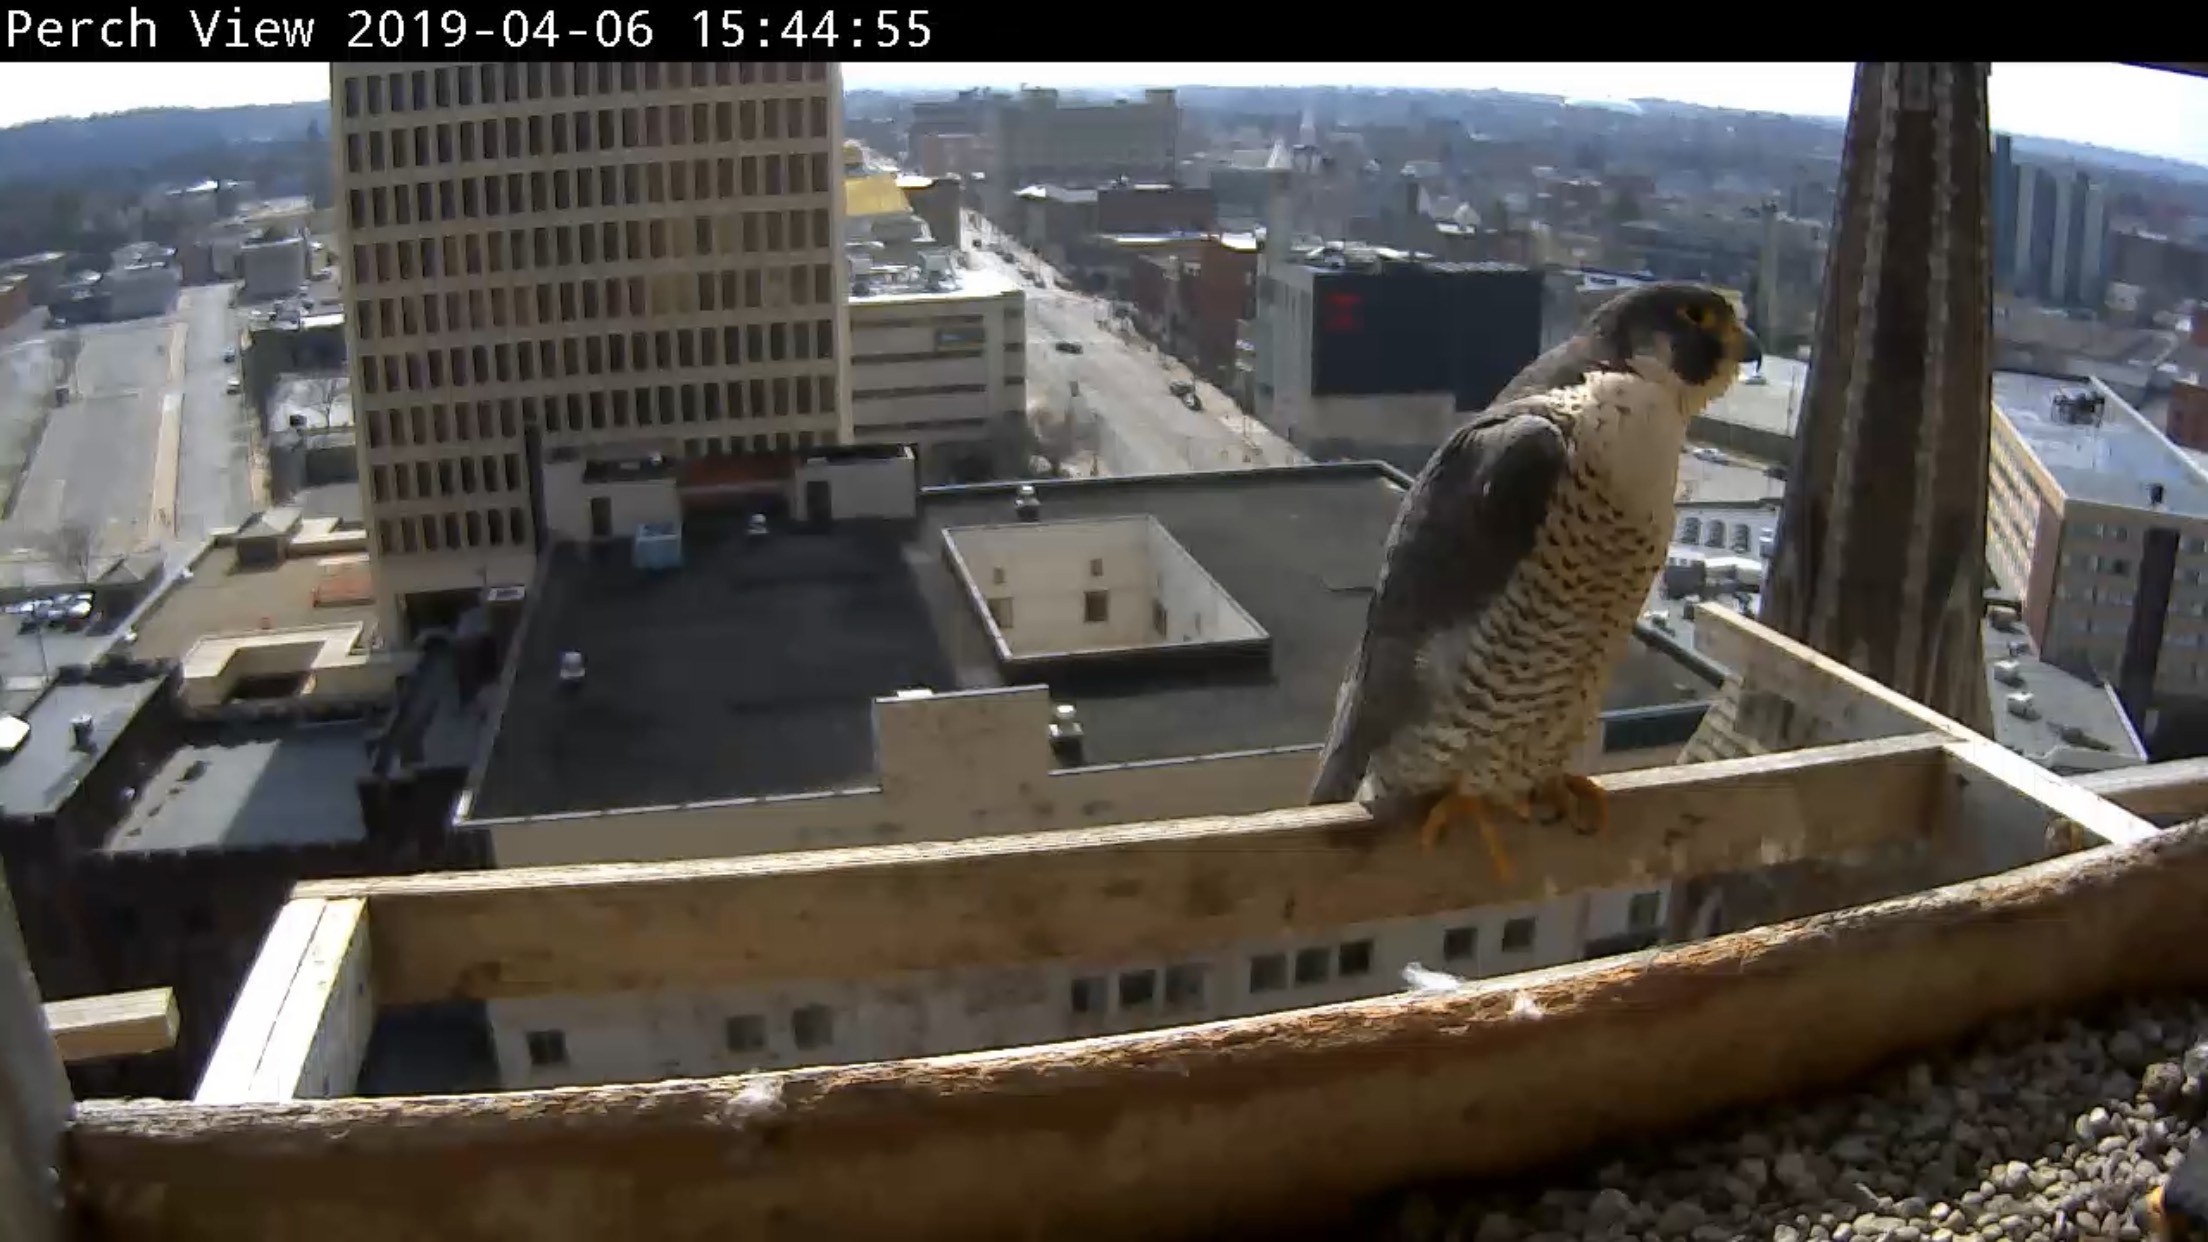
[44,989,177,1065]
[70,816,2208,1242]
[303,732,1953,1004]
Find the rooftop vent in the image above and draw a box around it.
[1988,606,2020,632]
[2004,691,2039,721]
[1993,659,2026,687]
[69,713,96,751]
[1048,702,1086,766]
[1014,483,1041,523]
[557,651,586,690]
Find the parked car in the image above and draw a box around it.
[225,376,242,394]
[221,347,237,363]
[1054,341,1083,354]
[1168,380,1195,399]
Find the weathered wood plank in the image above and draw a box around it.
[300,733,1951,1004]
[1690,604,1967,746]
[1942,738,2158,848]
[193,901,328,1104]
[243,902,371,1103]
[65,809,2208,1242]
[0,873,68,1242]
[44,990,178,1065]
[2073,758,2208,820]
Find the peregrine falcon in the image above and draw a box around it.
[1310,283,1762,879]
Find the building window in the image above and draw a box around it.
[1088,557,1104,578]
[1627,891,1663,932]
[991,566,1006,586]
[724,1014,766,1052]
[1084,590,1110,624]
[1500,916,1537,953]
[1069,975,1107,1015]
[1163,963,1207,1010]
[524,1029,568,1068]
[1248,952,1287,993]
[987,597,1012,628]
[1118,969,1157,1010]
[1337,939,1374,978]
[791,1004,834,1050]
[1293,946,1331,986]
[1441,926,1476,962]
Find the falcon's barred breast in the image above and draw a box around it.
[1311,283,1761,820]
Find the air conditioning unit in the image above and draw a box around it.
[1992,660,2025,687]
[2004,691,2038,720]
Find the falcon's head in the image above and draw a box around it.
[1587,282,1765,413]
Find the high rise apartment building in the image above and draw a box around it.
[330,62,849,636]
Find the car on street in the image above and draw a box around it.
[1054,341,1083,354]
[1168,379,1195,399]
[221,347,237,363]
[225,376,242,394]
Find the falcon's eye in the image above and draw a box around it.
[1680,304,1718,330]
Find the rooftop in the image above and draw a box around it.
[127,539,378,665]
[850,265,1020,305]
[1995,372,2208,516]
[101,721,373,854]
[467,465,1713,820]
[0,674,169,821]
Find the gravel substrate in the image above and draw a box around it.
[1369,994,2208,1242]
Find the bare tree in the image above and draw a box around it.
[45,521,99,587]
[300,373,347,429]
[49,330,83,395]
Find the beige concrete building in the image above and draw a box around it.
[329,61,850,638]
[848,267,1025,483]
[1985,372,2208,712]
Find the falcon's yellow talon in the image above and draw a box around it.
[1417,786,1520,884]
[1535,773,1609,836]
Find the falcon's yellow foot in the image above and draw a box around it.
[1417,784,1523,884]
[1532,773,1610,837]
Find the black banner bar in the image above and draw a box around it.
[1,4,960,60]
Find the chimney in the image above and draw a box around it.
[70,714,95,752]
[1048,703,1086,766]
[1013,483,1041,523]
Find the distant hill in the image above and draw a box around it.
[0,101,325,187]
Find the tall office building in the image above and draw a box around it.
[330,62,849,637]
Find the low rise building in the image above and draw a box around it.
[0,250,67,305]
[239,234,309,302]
[0,510,490,1098]
[847,266,1025,483]
[1985,373,2208,724]
[1254,244,1544,471]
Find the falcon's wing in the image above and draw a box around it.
[1309,401,1573,805]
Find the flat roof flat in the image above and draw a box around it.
[103,722,372,853]
[468,464,1717,820]
[129,543,379,664]
[1995,372,2208,516]
[0,677,168,821]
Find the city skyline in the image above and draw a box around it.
[1,62,2206,169]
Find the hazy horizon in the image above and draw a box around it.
[2,62,2205,170]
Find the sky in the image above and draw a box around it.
[3,62,2205,168]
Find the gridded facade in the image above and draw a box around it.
[330,61,849,625]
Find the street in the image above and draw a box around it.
[0,284,255,580]
[965,214,1306,477]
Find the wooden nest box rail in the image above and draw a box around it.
[19,608,2208,1241]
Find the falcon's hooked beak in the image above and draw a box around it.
[1730,322,1765,370]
